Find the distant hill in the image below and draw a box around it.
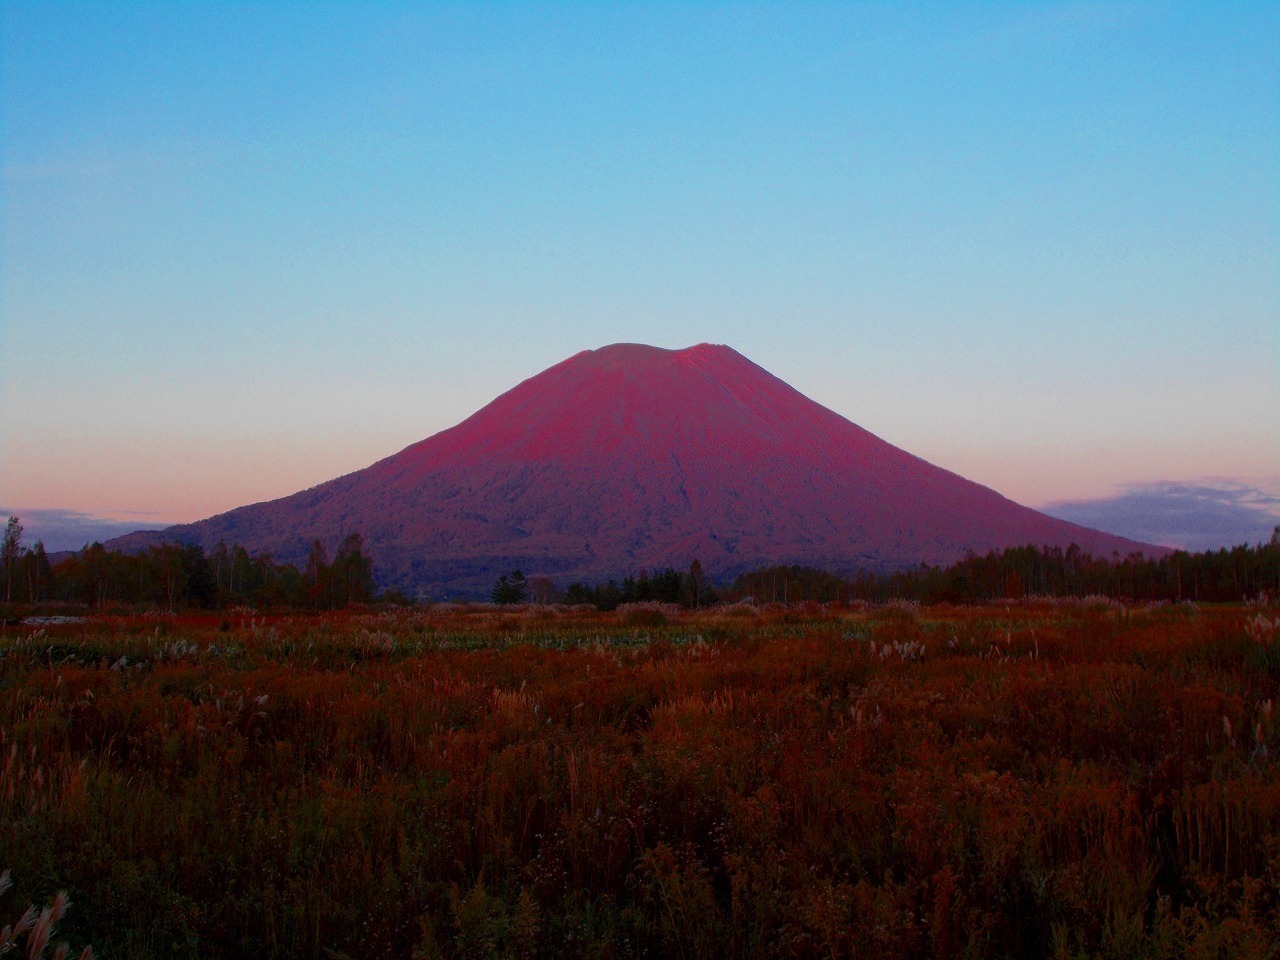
[107,343,1162,596]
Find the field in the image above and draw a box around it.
[3,600,1280,959]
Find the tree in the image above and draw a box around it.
[231,545,257,603]
[152,544,188,612]
[304,541,331,609]
[23,541,52,604]
[210,541,231,596]
[181,543,216,608]
[2,516,23,604]
[492,570,527,605]
[528,575,556,604]
[688,558,704,608]
[333,533,376,606]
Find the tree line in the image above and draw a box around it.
[517,535,1280,608]
[495,559,717,608]
[725,532,1280,605]
[5,512,1278,612]
[0,517,379,611]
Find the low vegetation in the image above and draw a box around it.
[2,599,1279,958]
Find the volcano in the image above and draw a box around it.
[109,343,1160,596]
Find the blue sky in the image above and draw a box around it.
[2,2,1277,548]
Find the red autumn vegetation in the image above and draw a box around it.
[2,599,1280,958]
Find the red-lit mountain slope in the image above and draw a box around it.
[108,343,1162,596]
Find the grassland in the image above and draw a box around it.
[2,599,1279,958]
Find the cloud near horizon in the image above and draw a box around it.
[0,508,169,553]
[1041,480,1280,553]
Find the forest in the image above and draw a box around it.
[2,515,1279,612]
[728,534,1280,607]
[1,517,381,612]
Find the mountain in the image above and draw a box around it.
[107,343,1161,596]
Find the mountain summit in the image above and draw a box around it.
[110,343,1160,595]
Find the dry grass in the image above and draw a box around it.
[1,601,1278,958]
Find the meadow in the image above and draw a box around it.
[2,599,1279,958]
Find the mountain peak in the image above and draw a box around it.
[565,341,738,369]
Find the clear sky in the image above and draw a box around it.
[2,2,1277,549]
